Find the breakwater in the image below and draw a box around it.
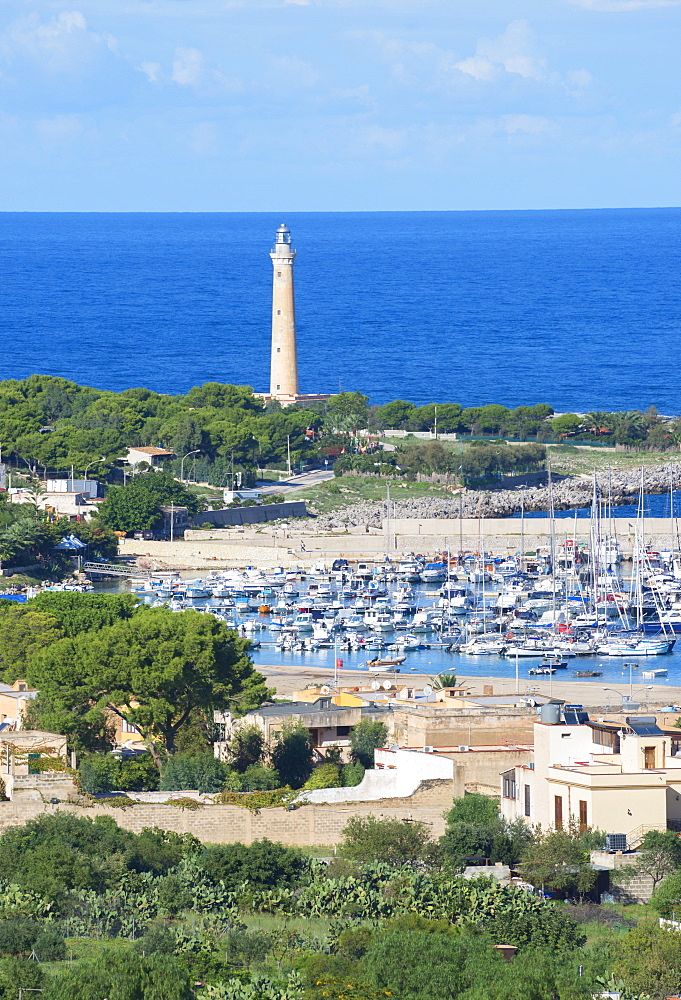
[313,462,681,530]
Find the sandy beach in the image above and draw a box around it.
[258,662,681,714]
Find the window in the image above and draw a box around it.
[579,799,588,831]
[277,309,281,315]
[28,753,40,775]
[276,384,280,390]
[503,772,516,799]
[337,726,350,737]
[277,271,282,277]
[122,720,140,735]
[644,746,656,769]
[524,784,531,817]
[554,795,563,829]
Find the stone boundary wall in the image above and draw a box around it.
[189,502,307,528]
[0,780,456,846]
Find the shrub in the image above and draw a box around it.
[199,839,310,891]
[79,753,159,794]
[340,816,434,864]
[341,763,365,787]
[0,919,39,955]
[239,765,281,791]
[303,763,342,790]
[224,929,275,966]
[33,925,66,960]
[160,752,229,794]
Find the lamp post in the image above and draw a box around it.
[83,456,106,482]
[180,449,200,485]
[603,684,654,710]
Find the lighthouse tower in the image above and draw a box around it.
[269,224,299,398]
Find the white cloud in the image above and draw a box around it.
[171,47,203,85]
[455,20,548,82]
[0,10,117,73]
[139,61,161,83]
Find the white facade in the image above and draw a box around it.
[501,718,681,840]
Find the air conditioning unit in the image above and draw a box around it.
[458,745,471,752]
[423,745,434,753]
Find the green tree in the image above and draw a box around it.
[445,793,502,827]
[324,392,370,433]
[374,400,417,429]
[363,928,493,1000]
[636,830,681,891]
[551,414,584,437]
[43,949,194,1000]
[228,724,266,773]
[340,815,434,864]
[26,609,273,760]
[0,607,63,680]
[614,923,681,1000]
[28,592,139,636]
[270,722,314,788]
[99,472,202,533]
[199,838,309,890]
[349,720,388,769]
[520,828,596,898]
[160,751,229,793]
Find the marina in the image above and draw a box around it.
[88,538,681,702]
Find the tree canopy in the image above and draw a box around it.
[25,608,273,758]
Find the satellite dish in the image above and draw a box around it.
[320,685,331,695]
[423,685,433,696]
[371,681,381,691]
[382,680,392,690]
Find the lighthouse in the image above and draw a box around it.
[269,223,299,398]
[260,223,329,407]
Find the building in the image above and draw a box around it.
[500,708,681,841]
[269,223,298,399]
[215,696,392,758]
[0,680,37,730]
[258,223,330,408]
[46,478,100,499]
[0,729,74,800]
[124,446,175,469]
[8,487,99,520]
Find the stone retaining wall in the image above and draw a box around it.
[0,780,456,846]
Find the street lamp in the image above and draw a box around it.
[603,684,654,709]
[180,449,200,485]
[83,456,106,480]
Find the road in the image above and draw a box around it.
[258,469,334,495]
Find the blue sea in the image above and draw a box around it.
[1,209,681,411]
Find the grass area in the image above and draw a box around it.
[547,445,676,477]
[243,913,332,937]
[294,476,456,515]
[186,483,224,500]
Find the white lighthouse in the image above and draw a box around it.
[269,223,299,397]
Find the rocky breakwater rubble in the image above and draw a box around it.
[311,462,681,530]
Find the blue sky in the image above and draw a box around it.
[0,0,679,210]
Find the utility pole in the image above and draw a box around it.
[287,435,292,476]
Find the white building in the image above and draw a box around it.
[501,710,681,842]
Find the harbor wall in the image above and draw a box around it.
[116,517,681,570]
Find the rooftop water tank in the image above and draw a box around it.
[540,703,561,725]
